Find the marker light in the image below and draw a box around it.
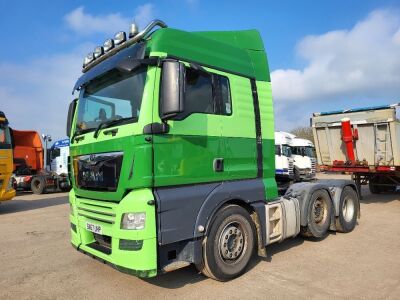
[114,31,127,45]
[83,52,94,67]
[93,46,104,58]
[103,39,114,52]
[129,22,139,38]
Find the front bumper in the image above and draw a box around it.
[69,188,157,277]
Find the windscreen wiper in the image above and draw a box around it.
[93,117,136,138]
[71,129,83,144]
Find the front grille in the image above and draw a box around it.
[288,161,294,175]
[76,197,117,224]
[74,152,123,192]
[311,158,317,174]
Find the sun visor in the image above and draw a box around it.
[73,42,146,93]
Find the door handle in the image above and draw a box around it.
[213,158,224,172]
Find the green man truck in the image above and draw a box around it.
[67,20,360,281]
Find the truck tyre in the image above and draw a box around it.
[301,190,332,238]
[31,177,46,194]
[336,186,358,233]
[197,204,255,281]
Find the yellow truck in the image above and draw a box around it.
[0,111,16,202]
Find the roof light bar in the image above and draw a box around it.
[82,19,168,73]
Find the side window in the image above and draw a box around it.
[169,65,233,119]
[185,68,214,115]
[219,76,232,115]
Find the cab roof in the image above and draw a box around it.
[147,28,270,82]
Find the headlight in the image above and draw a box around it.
[121,212,145,230]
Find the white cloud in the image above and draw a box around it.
[133,4,155,27]
[0,46,88,140]
[271,9,400,104]
[64,4,155,36]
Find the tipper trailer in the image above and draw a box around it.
[67,19,360,281]
[312,104,400,195]
[0,111,16,202]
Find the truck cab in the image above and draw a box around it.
[291,137,316,181]
[0,111,16,202]
[49,139,70,175]
[274,131,294,182]
[67,20,359,281]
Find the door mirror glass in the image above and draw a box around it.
[66,99,78,137]
[160,61,184,120]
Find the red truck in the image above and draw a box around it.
[12,129,70,194]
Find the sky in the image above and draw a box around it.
[0,0,399,141]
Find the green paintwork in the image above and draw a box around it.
[147,28,270,81]
[69,24,278,276]
[70,188,157,276]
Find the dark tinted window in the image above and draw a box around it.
[185,68,214,115]
[275,145,281,155]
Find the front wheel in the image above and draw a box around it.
[197,204,255,281]
[31,177,46,194]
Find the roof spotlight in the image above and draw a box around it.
[83,52,94,67]
[114,31,127,45]
[103,39,114,52]
[94,46,104,58]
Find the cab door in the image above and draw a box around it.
[152,65,225,187]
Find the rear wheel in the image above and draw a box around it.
[336,186,358,233]
[301,190,332,238]
[197,205,255,281]
[31,177,46,194]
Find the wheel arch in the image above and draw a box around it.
[193,180,267,257]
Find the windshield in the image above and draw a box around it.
[282,145,292,157]
[75,68,147,133]
[0,125,11,149]
[292,146,315,158]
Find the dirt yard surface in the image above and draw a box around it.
[1,174,399,299]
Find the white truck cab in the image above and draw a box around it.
[49,139,70,175]
[275,131,294,182]
[291,137,316,181]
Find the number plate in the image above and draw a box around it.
[86,222,103,235]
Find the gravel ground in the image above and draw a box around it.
[0,174,399,299]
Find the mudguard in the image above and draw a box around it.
[284,179,357,227]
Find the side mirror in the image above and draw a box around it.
[66,99,78,137]
[160,61,184,120]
